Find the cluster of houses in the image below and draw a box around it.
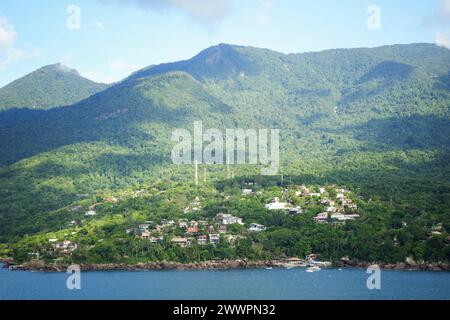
[295,186,327,198]
[58,184,362,257]
[128,212,265,247]
[312,188,360,224]
[252,185,361,225]
[183,197,202,214]
[48,239,78,254]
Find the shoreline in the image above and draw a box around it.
[1,258,449,273]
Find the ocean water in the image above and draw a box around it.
[0,264,449,300]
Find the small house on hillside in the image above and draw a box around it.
[249,223,266,232]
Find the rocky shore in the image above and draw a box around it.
[1,259,276,272]
[2,257,449,272]
[333,258,450,271]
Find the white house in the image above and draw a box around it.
[55,240,77,253]
[249,223,266,232]
[331,213,360,221]
[216,213,243,225]
[330,213,346,221]
[171,237,190,247]
[85,210,96,216]
[197,235,207,245]
[265,198,290,211]
[178,219,189,228]
[336,193,346,200]
[289,206,302,215]
[314,212,328,223]
[209,234,220,245]
[139,224,150,231]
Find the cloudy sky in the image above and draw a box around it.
[0,0,449,86]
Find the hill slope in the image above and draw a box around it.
[0,64,108,111]
[0,43,449,244]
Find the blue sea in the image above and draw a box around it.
[0,264,449,300]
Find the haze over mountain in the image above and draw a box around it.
[0,43,449,240]
[0,63,108,112]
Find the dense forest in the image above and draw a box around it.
[0,63,108,111]
[0,43,449,264]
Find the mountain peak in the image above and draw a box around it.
[44,63,80,76]
[192,43,243,65]
[0,64,108,111]
[126,43,252,82]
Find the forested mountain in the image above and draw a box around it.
[0,63,108,111]
[0,43,449,262]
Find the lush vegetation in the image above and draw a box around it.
[5,181,448,265]
[0,43,449,264]
[0,63,108,111]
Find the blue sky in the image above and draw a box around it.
[0,0,449,86]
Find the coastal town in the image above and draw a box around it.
[117,185,361,249]
[15,183,361,271]
[2,180,449,273]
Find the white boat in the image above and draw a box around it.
[306,266,321,272]
[266,267,273,270]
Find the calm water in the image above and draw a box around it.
[0,264,449,300]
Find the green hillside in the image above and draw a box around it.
[0,63,108,111]
[0,43,449,263]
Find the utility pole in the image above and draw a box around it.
[227,152,231,180]
[194,160,199,186]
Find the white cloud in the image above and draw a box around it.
[0,47,24,69]
[0,17,24,69]
[0,18,16,50]
[56,63,78,74]
[432,1,450,49]
[435,31,450,49]
[99,0,234,25]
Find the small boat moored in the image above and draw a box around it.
[306,266,321,272]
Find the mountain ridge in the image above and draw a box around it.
[0,42,449,243]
